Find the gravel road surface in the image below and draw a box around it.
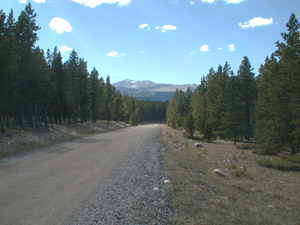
[0,124,171,225]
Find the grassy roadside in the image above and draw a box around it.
[162,125,300,225]
[0,121,129,158]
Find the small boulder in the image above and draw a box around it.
[163,179,170,184]
[213,168,227,177]
[195,143,203,148]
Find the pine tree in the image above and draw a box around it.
[223,72,243,144]
[15,3,40,126]
[89,67,100,122]
[237,56,256,141]
[183,113,195,138]
[104,75,113,122]
[66,50,79,124]
[191,77,207,133]
[275,13,300,154]
[0,10,6,132]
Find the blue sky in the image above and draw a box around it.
[2,0,300,84]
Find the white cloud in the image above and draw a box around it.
[201,0,216,3]
[139,24,149,29]
[139,51,145,54]
[239,17,274,29]
[60,45,73,53]
[217,47,223,51]
[228,44,235,52]
[20,0,46,3]
[162,25,177,30]
[190,1,195,4]
[70,0,131,8]
[155,25,177,32]
[106,51,119,57]
[223,0,244,3]
[49,17,72,34]
[200,44,209,52]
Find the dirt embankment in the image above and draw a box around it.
[0,121,129,158]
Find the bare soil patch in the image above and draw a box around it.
[0,121,128,158]
[163,125,300,225]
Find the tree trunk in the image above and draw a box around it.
[6,110,10,128]
[1,113,4,133]
[44,109,48,129]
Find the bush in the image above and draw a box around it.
[236,144,258,150]
[258,158,300,172]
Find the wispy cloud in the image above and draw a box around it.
[200,44,210,52]
[70,0,131,8]
[223,0,244,4]
[189,50,197,55]
[49,17,72,34]
[106,51,119,57]
[217,47,223,51]
[198,0,245,4]
[60,45,73,54]
[155,25,177,32]
[228,44,235,52]
[201,0,216,3]
[20,0,46,3]
[190,1,195,4]
[239,17,274,29]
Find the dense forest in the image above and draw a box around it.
[0,3,167,133]
[167,13,300,155]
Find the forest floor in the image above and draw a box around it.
[0,121,129,158]
[163,125,300,225]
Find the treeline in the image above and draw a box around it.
[167,13,300,155]
[0,3,167,132]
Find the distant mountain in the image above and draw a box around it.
[114,79,197,102]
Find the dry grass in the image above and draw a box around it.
[162,125,300,225]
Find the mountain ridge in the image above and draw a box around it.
[113,79,197,102]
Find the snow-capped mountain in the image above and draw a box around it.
[113,79,197,101]
[114,79,158,89]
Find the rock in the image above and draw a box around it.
[195,143,203,148]
[153,187,159,191]
[267,205,275,208]
[213,168,227,177]
[163,180,170,184]
[189,139,192,142]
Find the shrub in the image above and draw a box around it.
[258,159,300,172]
[236,144,258,150]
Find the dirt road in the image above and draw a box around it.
[0,124,168,225]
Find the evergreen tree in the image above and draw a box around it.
[223,72,243,144]
[15,3,40,126]
[77,58,90,123]
[237,56,256,141]
[275,13,300,154]
[104,75,113,122]
[0,10,6,132]
[89,67,100,122]
[191,77,208,134]
[183,113,195,138]
[66,50,79,124]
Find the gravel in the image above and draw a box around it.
[65,126,173,225]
